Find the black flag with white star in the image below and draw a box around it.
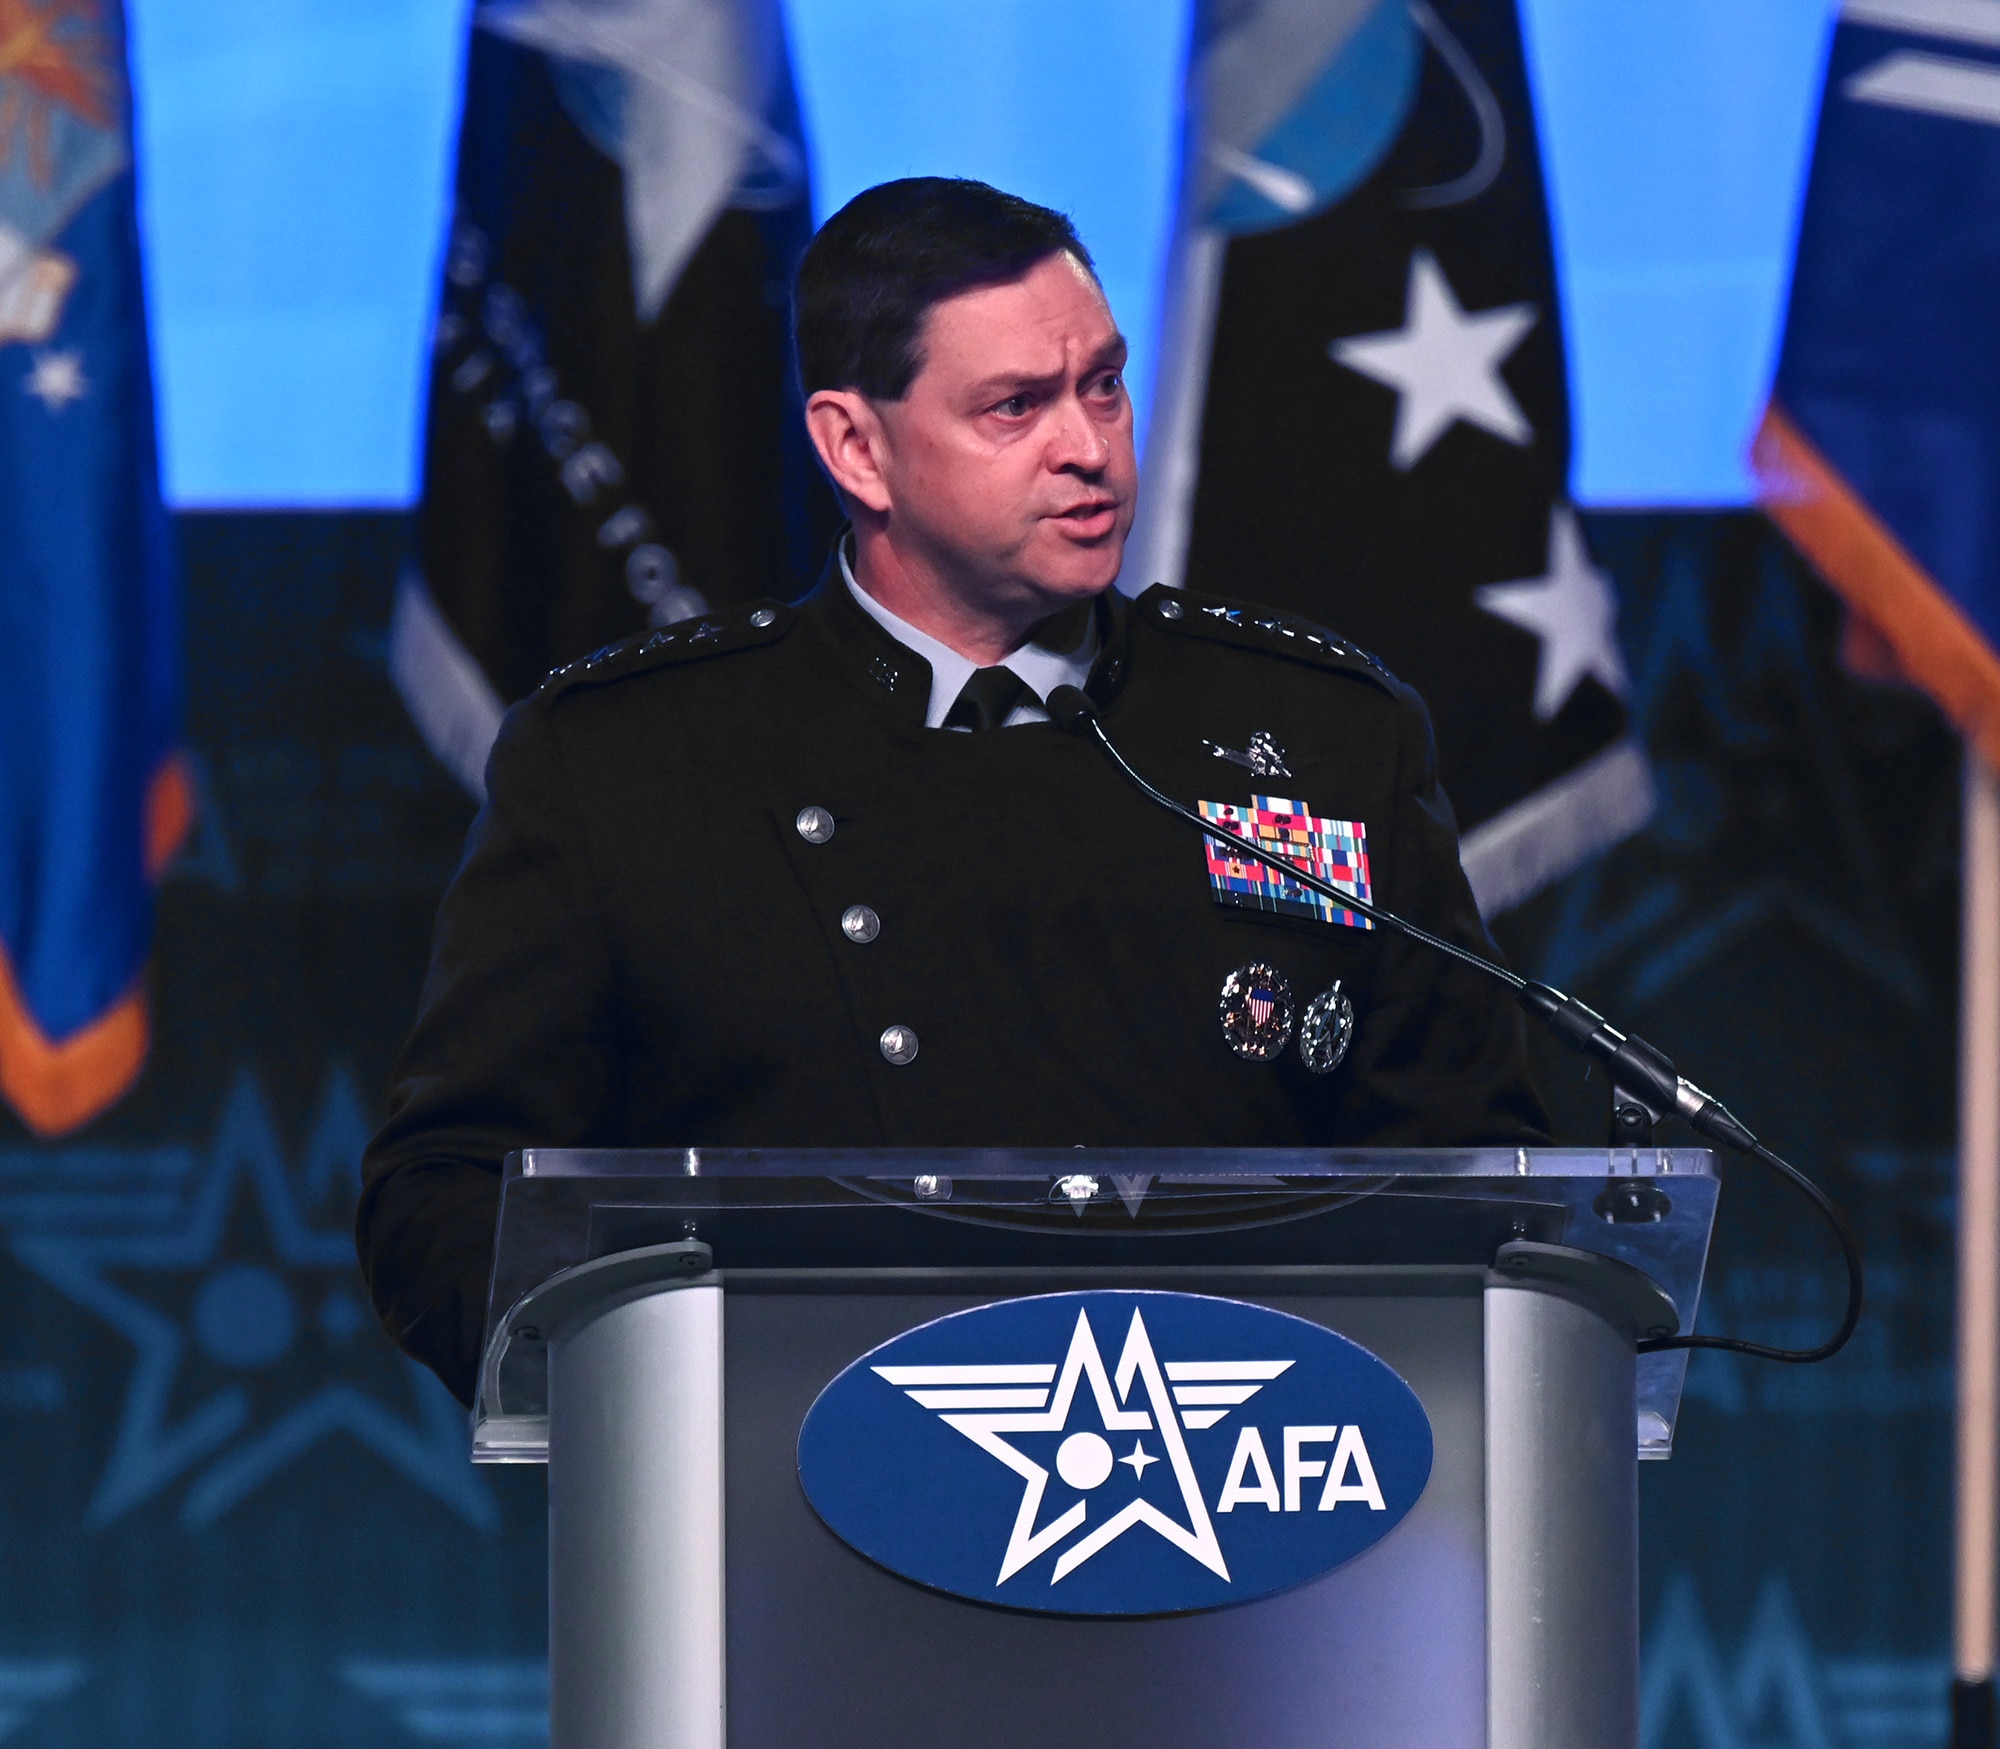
[392,0,839,796]
[1132,0,1649,913]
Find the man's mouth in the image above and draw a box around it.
[1052,497,1119,530]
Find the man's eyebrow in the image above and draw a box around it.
[964,336,1130,401]
[965,365,1066,400]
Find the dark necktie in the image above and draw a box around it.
[943,665,1034,732]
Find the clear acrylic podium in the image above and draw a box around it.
[473,1147,1717,1749]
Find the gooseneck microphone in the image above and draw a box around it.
[1045,684,1862,1364]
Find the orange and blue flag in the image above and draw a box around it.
[1757,1,2000,757]
[0,0,183,1135]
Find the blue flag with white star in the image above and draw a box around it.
[0,0,183,1136]
[1131,0,1650,916]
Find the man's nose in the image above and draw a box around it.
[1047,389,1112,473]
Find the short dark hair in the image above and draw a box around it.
[794,178,1094,401]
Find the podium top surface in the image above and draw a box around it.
[475,1146,1717,1464]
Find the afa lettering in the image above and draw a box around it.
[1217,1425,1387,1513]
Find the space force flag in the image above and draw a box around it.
[393,0,837,797]
[1756,1,2000,765]
[0,0,183,1136]
[1131,0,1651,916]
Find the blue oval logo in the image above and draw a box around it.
[797,1290,1433,1616]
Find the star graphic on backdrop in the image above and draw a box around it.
[23,347,87,411]
[877,1310,1291,1588]
[1330,249,1536,469]
[13,1070,495,1533]
[0,1660,84,1740]
[1476,505,1630,720]
[1529,525,1935,1019]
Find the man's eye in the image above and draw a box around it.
[993,395,1032,417]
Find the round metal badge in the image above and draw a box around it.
[1299,982,1356,1075]
[1219,963,1294,1060]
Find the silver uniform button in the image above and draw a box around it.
[795,805,835,844]
[841,904,881,943]
[879,1025,919,1065]
[749,606,776,627]
[1159,596,1183,620]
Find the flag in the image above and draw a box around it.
[0,0,183,1137]
[1130,0,1651,916]
[1754,13,2000,1734]
[393,0,838,797]
[1755,0,2000,764]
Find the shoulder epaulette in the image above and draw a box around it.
[536,599,794,700]
[1138,585,1399,693]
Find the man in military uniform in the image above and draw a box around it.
[359,178,1548,1406]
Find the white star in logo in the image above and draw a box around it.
[876,1309,1290,1587]
[1476,506,1630,720]
[24,347,87,412]
[1119,1440,1158,1478]
[1330,250,1536,470]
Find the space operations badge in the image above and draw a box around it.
[796,1291,1433,1616]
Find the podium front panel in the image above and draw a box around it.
[721,1271,1486,1749]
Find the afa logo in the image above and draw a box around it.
[797,1291,1433,1616]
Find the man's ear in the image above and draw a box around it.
[805,389,893,515]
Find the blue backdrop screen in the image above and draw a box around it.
[128,0,1835,509]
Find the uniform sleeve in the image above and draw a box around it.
[356,697,621,1406]
[1335,687,1551,1148]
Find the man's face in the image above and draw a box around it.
[841,252,1138,616]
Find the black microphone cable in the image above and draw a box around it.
[1044,684,1862,1364]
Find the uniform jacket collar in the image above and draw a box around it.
[796,530,1134,726]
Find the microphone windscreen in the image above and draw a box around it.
[1044,685,1098,736]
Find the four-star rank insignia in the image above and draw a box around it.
[1197,796,1373,929]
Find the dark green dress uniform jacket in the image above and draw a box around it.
[358,568,1549,1404]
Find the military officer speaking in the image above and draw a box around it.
[358,177,1550,1405]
